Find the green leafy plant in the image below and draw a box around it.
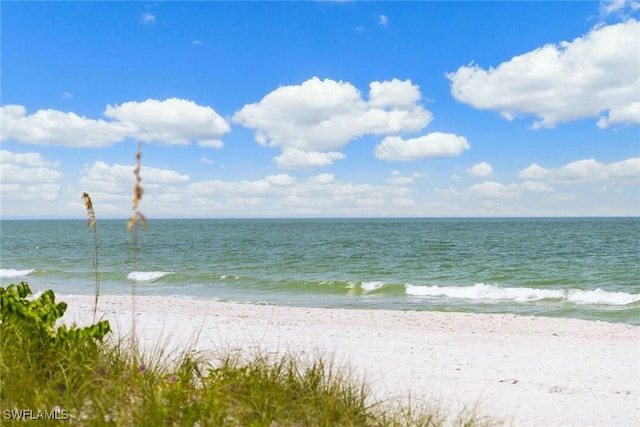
[0,282,110,409]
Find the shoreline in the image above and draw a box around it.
[63,295,639,426]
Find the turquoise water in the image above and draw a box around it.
[1,218,639,324]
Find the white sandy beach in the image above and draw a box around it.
[62,295,639,426]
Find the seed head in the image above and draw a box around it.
[128,142,147,232]
[81,192,96,228]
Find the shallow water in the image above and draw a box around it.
[2,217,639,324]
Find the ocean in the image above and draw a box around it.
[1,218,639,325]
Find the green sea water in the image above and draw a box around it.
[1,218,639,324]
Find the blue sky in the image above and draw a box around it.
[1,1,639,219]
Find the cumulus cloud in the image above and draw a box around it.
[0,150,62,201]
[105,98,230,145]
[82,160,190,186]
[466,181,521,200]
[69,160,192,216]
[467,162,493,177]
[518,157,640,184]
[601,0,628,14]
[1,99,230,147]
[378,14,388,27]
[374,133,470,161]
[1,105,134,147]
[466,180,553,200]
[0,149,59,167]
[600,0,640,16]
[387,170,415,185]
[233,77,432,169]
[274,148,345,170]
[308,173,335,185]
[182,172,412,217]
[518,163,550,180]
[368,79,421,108]
[197,139,224,149]
[597,102,640,129]
[447,20,640,129]
[264,174,297,187]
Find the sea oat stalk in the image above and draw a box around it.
[128,142,147,234]
[128,142,147,359]
[82,192,100,322]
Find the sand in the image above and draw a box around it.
[62,295,639,426]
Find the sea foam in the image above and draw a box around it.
[404,283,640,306]
[0,268,35,278]
[360,281,386,292]
[566,288,640,306]
[127,271,173,283]
[347,281,387,294]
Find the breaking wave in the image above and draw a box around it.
[127,271,173,283]
[0,268,35,278]
[404,283,640,306]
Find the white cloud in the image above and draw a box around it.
[70,161,192,217]
[197,139,224,149]
[596,101,640,128]
[518,163,550,180]
[518,157,640,184]
[466,179,553,200]
[1,99,231,147]
[368,79,421,108]
[141,12,156,24]
[274,148,345,170]
[105,98,230,145]
[0,105,134,147]
[308,173,335,185]
[520,181,554,192]
[601,0,627,14]
[378,14,388,27]
[0,149,58,167]
[0,151,63,202]
[466,181,520,200]
[467,162,493,177]
[600,0,640,15]
[264,174,297,187]
[79,161,191,205]
[447,20,640,128]
[0,163,62,186]
[387,175,415,186]
[374,133,470,161]
[182,172,412,217]
[233,77,432,169]
[82,161,190,185]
